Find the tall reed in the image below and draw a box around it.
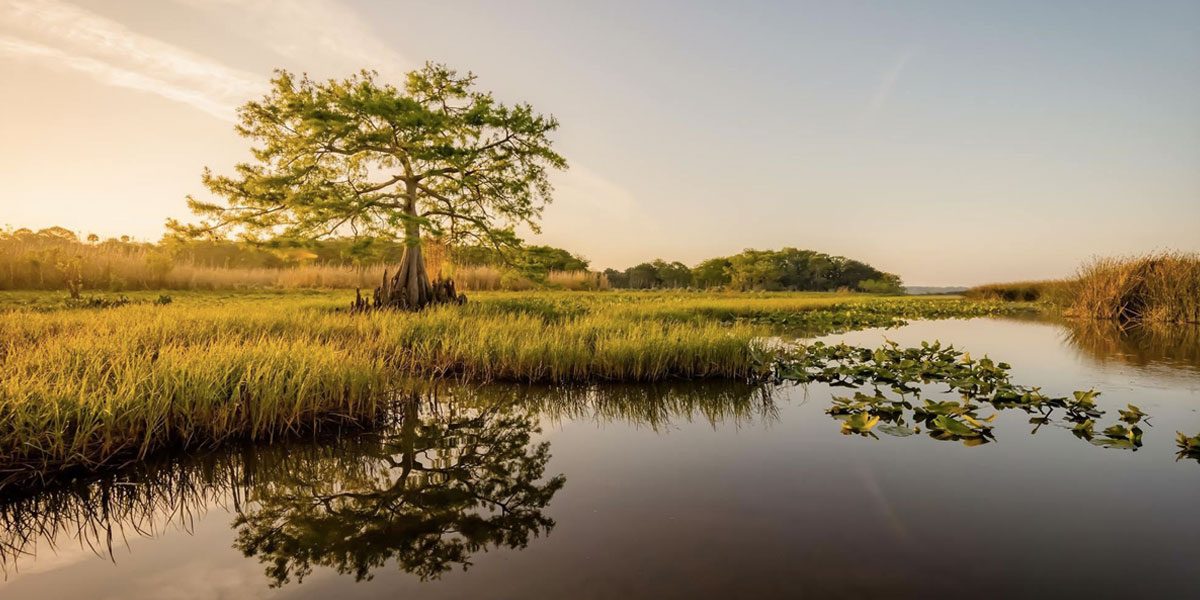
[1068,252,1200,324]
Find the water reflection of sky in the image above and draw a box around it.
[2,318,1198,599]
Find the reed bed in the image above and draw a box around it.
[1068,253,1200,324]
[0,232,604,292]
[965,279,1073,304]
[0,290,1017,483]
[965,253,1200,325]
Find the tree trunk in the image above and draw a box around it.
[350,182,465,312]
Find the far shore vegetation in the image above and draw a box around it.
[1,226,904,295]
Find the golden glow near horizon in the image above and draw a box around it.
[1,0,1197,285]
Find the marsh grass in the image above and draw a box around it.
[968,253,1200,325]
[0,233,604,293]
[1068,253,1200,324]
[964,279,1074,304]
[0,290,1022,484]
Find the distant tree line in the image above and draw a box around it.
[1,226,411,269]
[1,227,585,272]
[603,248,902,293]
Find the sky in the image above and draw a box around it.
[1,0,1197,286]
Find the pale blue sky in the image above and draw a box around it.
[1,0,1197,284]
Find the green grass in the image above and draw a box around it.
[0,289,1032,484]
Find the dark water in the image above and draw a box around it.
[2,318,1198,599]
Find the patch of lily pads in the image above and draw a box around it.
[757,339,1176,455]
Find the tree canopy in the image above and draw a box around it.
[170,63,567,309]
[172,63,565,249]
[605,248,902,293]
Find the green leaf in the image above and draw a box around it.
[932,415,981,438]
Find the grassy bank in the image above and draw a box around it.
[0,290,1029,484]
[966,253,1200,324]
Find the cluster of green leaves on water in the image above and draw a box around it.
[758,339,1160,452]
[738,299,1035,335]
[1178,432,1200,463]
[1068,395,1150,450]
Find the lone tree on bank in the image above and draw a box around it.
[170,63,566,310]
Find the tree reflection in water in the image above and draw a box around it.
[0,391,566,586]
[234,397,564,585]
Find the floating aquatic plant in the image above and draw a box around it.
[1091,423,1144,450]
[762,340,1172,452]
[839,413,882,436]
[1071,419,1096,439]
[1065,390,1104,421]
[1118,404,1148,425]
[1176,432,1200,462]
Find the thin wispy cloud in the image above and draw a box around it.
[170,0,411,77]
[0,35,247,121]
[860,48,918,125]
[0,0,262,121]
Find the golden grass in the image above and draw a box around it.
[0,291,763,478]
[546,270,609,290]
[0,233,605,292]
[966,253,1199,325]
[0,290,1021,482]
[1067,253,1200,324]
[964,279,1073,303]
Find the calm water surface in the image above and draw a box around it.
[2,318,1198,599]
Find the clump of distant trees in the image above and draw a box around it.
[603,248,902,293]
